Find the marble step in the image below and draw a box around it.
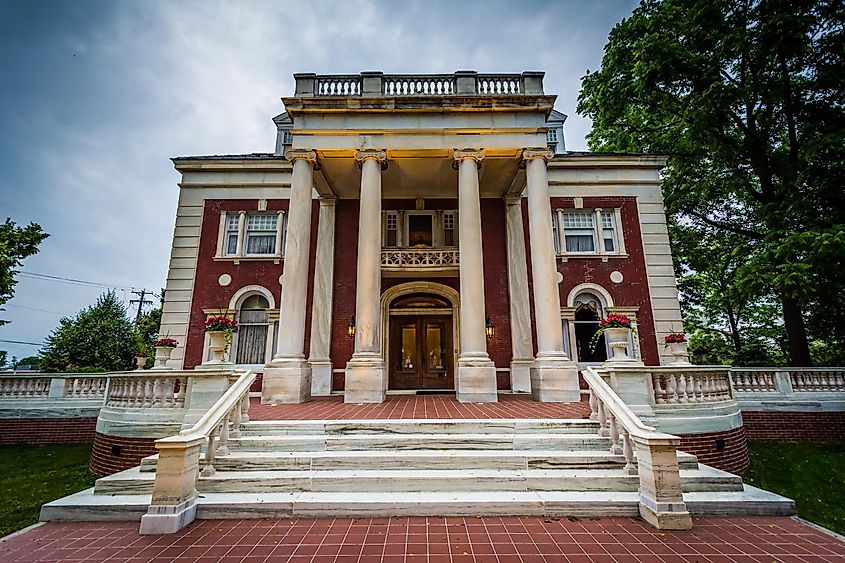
[42,485,794,523]
[226,433,612,452]
[240,418,599,436]
[94,466,743,496]
[138,449,700,473]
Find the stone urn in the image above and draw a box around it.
[206,330,229,365]
[667,341,691,365]
[151,346,176,370]
[134,356,147,370]
[604,327,636,364]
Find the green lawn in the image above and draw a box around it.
[0,444,95,537]
[744,440,845,535]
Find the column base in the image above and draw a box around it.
[139,498,197,535]
[456,357,498,403]
[638,496,692,530]
[530,356,580,402]
[509,359,533,394]
[344,355,386,403]
[261,358,312,404]
[309,359,333,396]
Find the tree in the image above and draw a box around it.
[134,306,163,368]
[578,0,845,365]
[0,218,49,325]
[15,355,41,370]
[39,291,136,372]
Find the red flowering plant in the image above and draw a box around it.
[133,351,147,357]
[205,316,238,333]
[152,338,179,348]
[664,333,687,344]
[590,313,634,351]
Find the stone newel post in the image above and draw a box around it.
[344,149,388,403]
[262,149,317,404]
[453,149,497,403]
[523,148,580,402]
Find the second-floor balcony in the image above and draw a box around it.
[381,248,459,272]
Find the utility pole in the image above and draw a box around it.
[130,289,153,321]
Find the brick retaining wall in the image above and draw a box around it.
[90,432,158,477]
[0,417,97,445]
[678,425,750,475]
[741,410,845,441]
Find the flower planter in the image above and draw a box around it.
[604,327,637,364]
[667,341,691,365]
[206,330,229,365]
[134,356,147,370]
[150,346,175,370]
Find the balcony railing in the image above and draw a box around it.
[294,71,545,98]
[381,248,459,270]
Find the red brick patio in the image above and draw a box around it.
[3,516,843,562]
[248,394,592,421]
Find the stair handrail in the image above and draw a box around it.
[582,366,692,530]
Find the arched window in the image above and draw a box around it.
[573,293,608,363]
[234,294,270,365]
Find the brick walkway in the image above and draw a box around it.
[248,395,592,421]
[3,516,843,562]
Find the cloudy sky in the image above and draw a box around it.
[0,0,637,362]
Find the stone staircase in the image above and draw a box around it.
[42,417,794,521]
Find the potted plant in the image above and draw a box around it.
[133,351,148,370]
[151,337,178,370]
[664,333,691,365]
[204,315,238,365]
[590,313,637,363]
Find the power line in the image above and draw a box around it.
[5,304,64,315]
[0,339,43,346]
[19,271,135,291]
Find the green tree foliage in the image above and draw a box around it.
[39,291,136,372]
[134,306,163,368]
[15,355,41,370]
[578,0,845,366]
[0,218,49,325]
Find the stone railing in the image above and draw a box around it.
[652,368,733,405]
[381,248,459,270]
[789,369,845,392]
[0,376,52,398]
[583,367,691,530]
[106,375,187,409]
[296,70,546,98]
[728,367,845,412]
[140,370,256,534]
[0,373,109,401]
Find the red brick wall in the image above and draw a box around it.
[741,411,845,441]
[548,197,660,365]
[90,432,158,477]
[0,418,96,445]
[678,426,750,475]
[185,199,318,369]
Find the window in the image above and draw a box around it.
[221,212,285,258]
[546,128,559,152]
[282,130,293,145]
[552,209,622,255]
[385,212,398,247]
[234,295,270,365]
[562,211,596,253]
[573,295,607,363]
[443,212,456,246]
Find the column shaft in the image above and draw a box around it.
[308,198,336,396]
[504,197,535,393]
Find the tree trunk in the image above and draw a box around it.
[781,293,811,366]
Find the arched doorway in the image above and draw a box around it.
[382,284,458,391]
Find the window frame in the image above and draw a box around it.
[552,207,626,258]
[218,211,287,261]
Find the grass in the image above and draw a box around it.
[0,444,95,537]
[744,440,845,535]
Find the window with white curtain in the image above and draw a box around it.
[222,212,285,257]
[224,214,240,256]
[551,209,622,255]
[562,211,597,253]
[234,294,270,365]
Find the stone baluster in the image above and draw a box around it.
[693,375,703,403]
[241,393,251,423]
[596,398,609,438]
[231,400,243,439]
[589,391,598,420]
[608,413,622,455]
[175,378,186,407]
[216,418,230,457]
[652,374,666,404]
[621,428,636,475]
[201,429,217,478]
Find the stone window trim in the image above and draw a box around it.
[201,285,279,369]
[551,207,627,261]
[560,287,640,364]
[215,210,287,264]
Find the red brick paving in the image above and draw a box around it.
[3,516,843,562]
[248,394,592,421]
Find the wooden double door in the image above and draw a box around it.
[389,315,454,390]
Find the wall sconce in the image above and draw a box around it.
[347,315,356,338]
[485,316,495,339]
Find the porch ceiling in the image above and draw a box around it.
[316,150,526,199]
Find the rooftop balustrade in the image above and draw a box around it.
[293,71,546,98]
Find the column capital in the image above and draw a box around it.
[355,149,387,163]
[503,195,524,206]
[285,149,318,165]
[453,148,485,164]
[521,147,554,163]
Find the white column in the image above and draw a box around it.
[523,148,580,402]
[504,196,534,393]
[344,149,388,403]
[453,149,497,403]
[262,149,316,404]
[308,198,336,396]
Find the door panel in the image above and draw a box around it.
[389,315,453,390]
